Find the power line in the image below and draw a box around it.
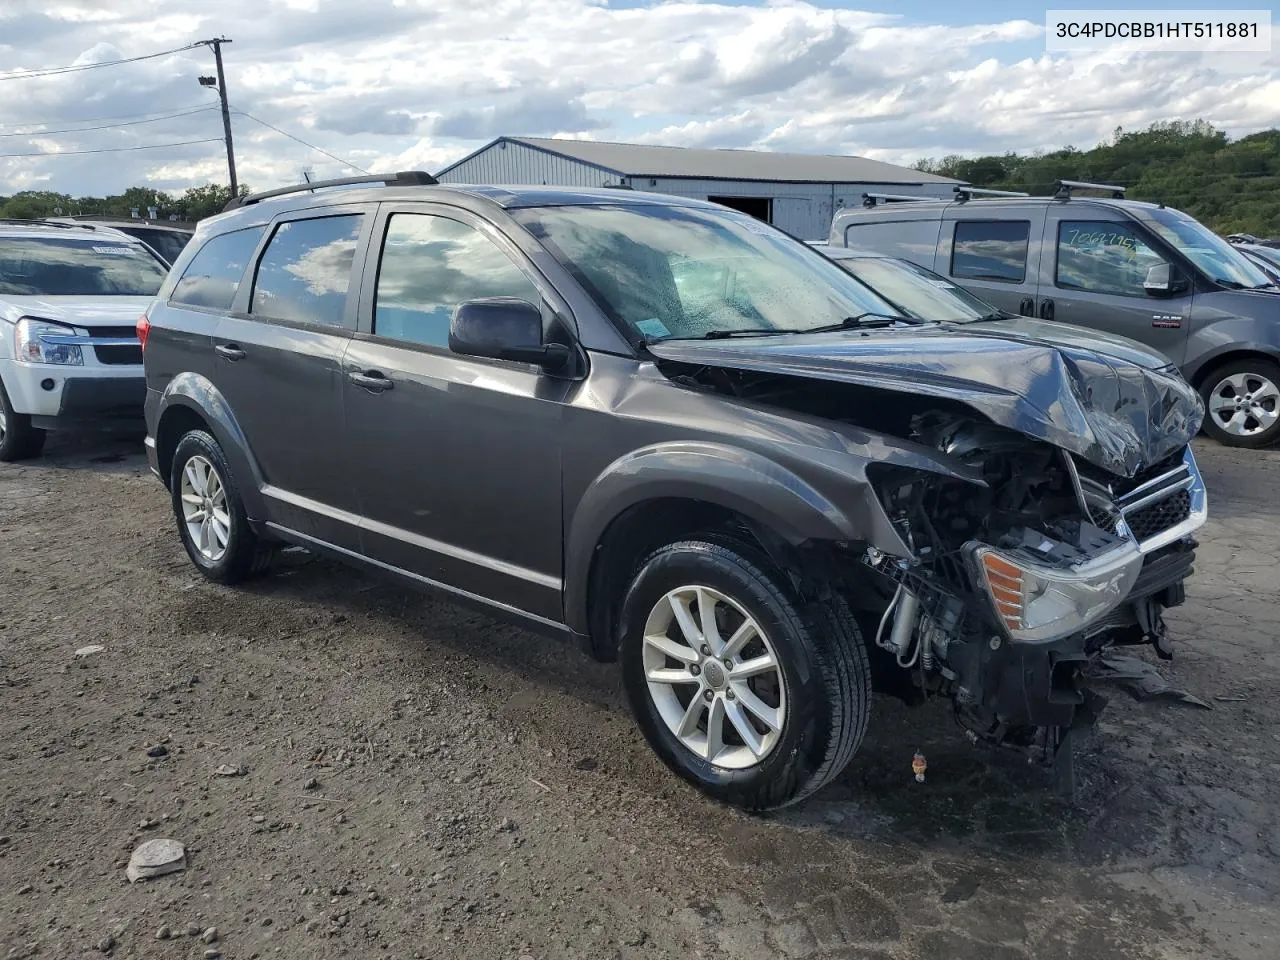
[0,107,219,139]
[0,101,214,132]
[0,43,201,82]
[233,109,370,175]
[0,138,222,159]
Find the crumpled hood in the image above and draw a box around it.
[0,295,153,328]
[649,326,1204,478]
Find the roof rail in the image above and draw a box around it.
[954,186,1031,202]
[224,170,439,211]
[0,217,82,229]
[1054,179,1126,200]
[861,192,933,208]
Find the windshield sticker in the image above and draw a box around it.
[636,318,671,338]
[91,245,136,255]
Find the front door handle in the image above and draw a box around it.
[1018,297,1035,317]
[215,343,246,361]
[348,371,394,393]
[1039,298,1055,321]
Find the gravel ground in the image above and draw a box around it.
[1,428,1278,960]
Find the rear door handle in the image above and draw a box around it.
[1018,297,1035,317]
[348,371,394,393]
[1039,298,1055,321]
[215,343,246,361]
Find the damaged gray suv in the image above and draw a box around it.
[142,173,1207,810]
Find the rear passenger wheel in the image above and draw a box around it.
[0,379,46,462]
[1200,358,1280,448]
[170,430,273,583]
[619,537,871,811]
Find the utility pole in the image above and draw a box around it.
[197,37,237,197]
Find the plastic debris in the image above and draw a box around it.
[74,645,104,658]
[125,839,187,883]
[912,751,927,783]
[213,764,247,777]
[1090,653,1211,709]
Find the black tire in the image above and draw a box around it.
[170,429,273,583]
[619,537,871,811]
[0,379,47,462]
[1199,358,1280,448]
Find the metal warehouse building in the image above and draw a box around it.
[435,136,963,240]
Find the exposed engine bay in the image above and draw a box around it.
[654,355,1207,794]
[861,410,1203,788]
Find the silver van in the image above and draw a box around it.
[829,181,1280,447]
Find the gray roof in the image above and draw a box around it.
[462,136,962,185]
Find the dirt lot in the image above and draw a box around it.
[1,429,1278,960]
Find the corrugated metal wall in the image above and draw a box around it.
[437,140,619,187]
[649,179,956,239]
[438,143,956,240]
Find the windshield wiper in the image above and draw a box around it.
[800,312,912,334]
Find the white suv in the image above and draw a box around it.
[0,220,169,460]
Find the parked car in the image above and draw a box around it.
[810,243,1192,370]
[830,183,1280,448]
[0,219,167,460]
[142,175,1206,810]
[1233,242,1280,281]
[45,216,195,266]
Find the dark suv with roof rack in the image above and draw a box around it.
[141,172,1206,809]
[831,181,1280,447]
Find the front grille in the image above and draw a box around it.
[93,344,142,365]
[87,326,142,365]
[90,326,140,339]
[1124,489,1191,541]
[1117,448,1186,495]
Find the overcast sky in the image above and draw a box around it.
[0,0,1277,197]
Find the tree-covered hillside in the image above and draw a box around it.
[917,120,1280,237]
[0,183,248,223]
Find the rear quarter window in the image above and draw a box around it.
[170,226,267,311]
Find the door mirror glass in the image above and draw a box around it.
[1143,262,1172,294]
[448,298,569,370]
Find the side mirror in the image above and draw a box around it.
[448,298,570,371]
[1143,263,1171,295]
[1144,263,1188,297]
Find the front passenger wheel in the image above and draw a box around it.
[0,379,46,462]
[1200,358,1280,448]
[170,429,273,583]
[619,537,871,811]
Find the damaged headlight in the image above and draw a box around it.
[968,538,1143,643]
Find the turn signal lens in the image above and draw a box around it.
[137,313,151,352]
[980,552,1025,631]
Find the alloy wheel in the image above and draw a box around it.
[0,405,6,443]
[179,454,231,563]
[641,585,787,769]
[1208,371,1279,438]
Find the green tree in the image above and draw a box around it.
[174,183,250,220]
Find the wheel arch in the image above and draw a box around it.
[1185,344,1280,389]
[565,441,871,661]
[154,373,266,519]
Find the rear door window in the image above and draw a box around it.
[951,221,1030,282]
[251,215,364,327]
[171,226,266,310]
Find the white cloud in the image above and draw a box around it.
[0,0,1275,197]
